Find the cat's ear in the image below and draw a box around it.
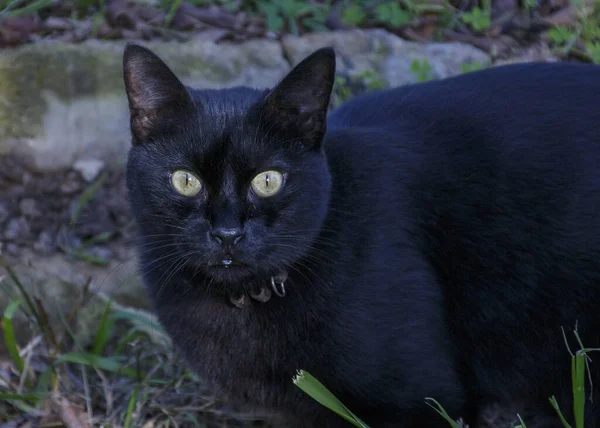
[123,44,196,144]
[262,47,336,147]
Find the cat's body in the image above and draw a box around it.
[124,45,600,427]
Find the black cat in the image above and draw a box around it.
[123,44,600,427]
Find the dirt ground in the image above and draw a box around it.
[0,155,134,264]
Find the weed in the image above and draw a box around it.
[1,0,593,59]
[341,3,369,26]
[548,25,577,45]
[294,327,597,428]
[164,0,184,27]
[256,0,330,34]
[410,58,433,82]
[546,0,600,63]
[330,70,388,109]
[0,259,272,426]
[460,61,485,73]
[585,41,600,63]
[293,370,370,428]
[332,74,355,108]
[375,2,411,27]
[460,0,492,31]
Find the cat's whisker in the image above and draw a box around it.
[275,236,339,248]
[92,249,182,299]
[265,242,339,265]
[134,237,188,249]
[154,250,197,300]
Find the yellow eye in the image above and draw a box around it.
[171,170,202,197]
[251,170,283,198]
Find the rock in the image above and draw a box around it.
[87,245,113,261]
[0,31,493,172]
[4,243,20,255]
[33,231,56,254]
[283,29,491,88]
[73,159,105,182]
[19,198,39,217]
[4,217,30,241]
[0,39,289,171]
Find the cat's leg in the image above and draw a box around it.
[356,265,468,427]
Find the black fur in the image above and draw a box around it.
[124,44,600,427]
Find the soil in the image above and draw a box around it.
[0,155,134,265]
[0,0,588,62]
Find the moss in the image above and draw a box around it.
[147,44,234,82]
[0,43,124,146]
[145,40,281,84]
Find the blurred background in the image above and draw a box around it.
[0,0,595,426]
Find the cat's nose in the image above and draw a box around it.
[210,228,245,247]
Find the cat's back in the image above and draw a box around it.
[326,60,600,263]
[327,61,600,133]
[324,61,600,230]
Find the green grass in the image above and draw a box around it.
[293,329,599,428]
[0,257,273,427]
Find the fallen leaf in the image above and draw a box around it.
[53,395,89,428]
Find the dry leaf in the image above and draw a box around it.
[53,395,89,428]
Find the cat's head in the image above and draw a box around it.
[123,44,336,292]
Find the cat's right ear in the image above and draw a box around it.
[123,44,196,144]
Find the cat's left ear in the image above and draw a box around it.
[123,44,196,144]
[262,47,336,148]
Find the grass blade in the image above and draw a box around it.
[71,249,110,266]
[111,309,169,342]
[515,414,527,428]
[93,300,115,355]
[164,0,183,26]
[3,299,24,373]
[34,366,54,405]
[0,392,50,401]
[34,296,59,350]
[124,385,140,428]
[70,172,106,224]
[425,398,463,428]
[0,257,42,328]
[549,396,573,428]
[293,370,370,428]
[56,352,142,379]
[4,0,52,17]
[572,351,586,428]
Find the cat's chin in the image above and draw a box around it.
[204,264,255,284]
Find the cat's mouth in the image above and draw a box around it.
[204,256,254,282]
[208,256,248,268]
